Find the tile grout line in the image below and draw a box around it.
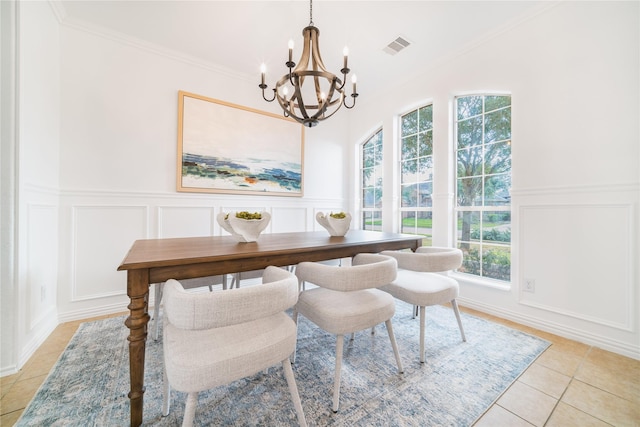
[541,344,594,426]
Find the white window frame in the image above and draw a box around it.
[398,104,434,246]
[360,129,384,231]
[454,93,512,284]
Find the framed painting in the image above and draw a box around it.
[177,91,304,196]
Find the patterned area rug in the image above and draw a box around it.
[17,302,549,426]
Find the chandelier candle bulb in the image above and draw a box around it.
[288,39,294,65]
[352,74,357,94]
[343,46,349,70]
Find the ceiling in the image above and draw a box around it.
[57,1,552,98]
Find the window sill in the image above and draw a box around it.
[450,272,511,291]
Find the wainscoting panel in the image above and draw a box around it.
[71,205,148,301]
[270,206,308,233]
[55,193,344,321]
[157,205,215,238]
[519,203,633,331]
[27,204,58,330]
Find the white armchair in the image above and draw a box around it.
[380,247,466,363]
[161,266,307,427]
[293,253,404,412]
[152,275,229,341]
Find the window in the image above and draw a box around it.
[361,130,383,231]
[455,95,511,281]
[399,105,433,245]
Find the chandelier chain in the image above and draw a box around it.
[309,0,313,26]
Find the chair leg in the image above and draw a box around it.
[451,299,466,342]
[162,363,170,417]
[291,309,299,364]
[154,283,163,341]
[332,335,345,412]
[231,273,240,288]
[385,320,404,374]
[182,392,198,427]
[419,305,426,363]
[282,358,308,427]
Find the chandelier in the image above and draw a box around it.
[259,0,358,128]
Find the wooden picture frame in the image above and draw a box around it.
[177,91,304,196]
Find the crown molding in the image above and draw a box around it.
[53,7,252,84]
[47,0,67,24]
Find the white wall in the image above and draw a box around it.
[0,0,62,376]
[54,17,351,320]
[2,2,351,374]
[2,0,638,376]
[348,2,639,359]
[0,0,19,377]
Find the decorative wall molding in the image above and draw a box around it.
[517,299,632,332]
[22,183,60,197]
[26,203,58,330]
[57,14,249,84]
[47,0,67,23]
[458,297,640,360]
[61,197,346,311]
[157,205,216,238]
[16,313,58,375]
[512,182,639,197]
[70,205,149,302]
[57,301,130,324]
[59,187,343,205]
[271,206,309,233]
[518,202,634,332]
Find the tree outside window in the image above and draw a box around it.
[361,130,383,231]
[399,105,433,246]
[455,95,511,281]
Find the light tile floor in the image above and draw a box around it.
[1,307,639,426]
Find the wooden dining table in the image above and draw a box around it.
[117,229,422,426]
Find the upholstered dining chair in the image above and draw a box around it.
[161,267,307,427]
[152,275,229,341]
[293,253,404,412]
[380,247,467,363]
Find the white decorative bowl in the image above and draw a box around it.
[217,211,271,242]
[316,212,352,237]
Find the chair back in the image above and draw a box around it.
[295,253,397,292]
[381,247,462,272]
[163,266,298,331]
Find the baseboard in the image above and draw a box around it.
[1,364,19,377]
[16,312,59,373]
[458,297,640,361]
[57,302,130,323]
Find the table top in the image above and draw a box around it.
[118,230,421,272]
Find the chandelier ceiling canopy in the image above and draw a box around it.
[259,0,358,128]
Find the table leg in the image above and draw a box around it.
[125,269,150,426]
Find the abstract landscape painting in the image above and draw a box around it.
[177,91,304,196]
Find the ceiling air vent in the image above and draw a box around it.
[383,36,411,56]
